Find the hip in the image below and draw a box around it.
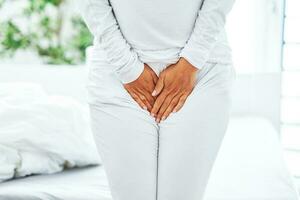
[86,56,235,107]
[86,43,233,76]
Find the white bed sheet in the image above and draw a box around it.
[0,117,299,200]
[0,166,111,200]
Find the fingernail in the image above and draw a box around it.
[152,90,156,96]
[143,106,147,110]
[156,118,160,123]
[172,109,177,113]
[161,116,166,121]
[151,113,155,117]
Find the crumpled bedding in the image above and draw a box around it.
[0,116,299,200]
[0,83,101,182]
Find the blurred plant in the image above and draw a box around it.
[0,0,93,65]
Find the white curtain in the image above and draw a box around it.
[281,0,300,177]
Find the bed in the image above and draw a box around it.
[0,65,299,200]
[0,116,298,200]
[0,166,111,200]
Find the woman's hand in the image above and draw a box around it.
[151,58,199,122]
[124,64,158,112]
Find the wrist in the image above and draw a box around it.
[179,57,199,73]
[120,61,145,84]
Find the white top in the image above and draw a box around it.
[80,0,235,83]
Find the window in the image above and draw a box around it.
[281,0,300,177]
[226,0,283,74]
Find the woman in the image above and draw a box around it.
[81,0,235,199]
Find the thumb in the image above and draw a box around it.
[152,75,164,96]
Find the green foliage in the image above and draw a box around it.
[0,22,32,56]
[0,0,5,8]
[24,0,63,14]
[0,0,93,65]
[70,17,93,62]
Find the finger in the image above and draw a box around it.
[137,74,156,95]
[131,92,148,111]
[145,64,158,85]
[143,92,155,108]
[150,70,158,84]
[156,93,176,122]
[136,87,155,107]
[152,74,164,97]
[161,96,180,121]
[173,94,189,113]
[150,91,168,117]
[138,93,153,111]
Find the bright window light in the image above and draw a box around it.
[285,0,300,18]
[281,125,300,150]
[226,0,282,74]
[281,98,300,124]
[282,0,300,178]
[283,150,300,177]
[282,72,300,97]
[284,18,300,43]
[283,44,300,69]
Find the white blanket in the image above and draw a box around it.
[0,117,298,200]
[0,83,101,182]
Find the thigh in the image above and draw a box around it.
[157,63,235,200]
[90,105,158,200]
[87,51,159,200]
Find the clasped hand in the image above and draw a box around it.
[124,58,198,123]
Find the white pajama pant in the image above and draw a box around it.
[87,50,235,200]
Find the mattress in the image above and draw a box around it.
[0,166,111,200]
[0,117,299,200]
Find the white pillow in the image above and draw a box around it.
[0,83,101,182]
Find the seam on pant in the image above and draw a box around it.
[156,126,160,200]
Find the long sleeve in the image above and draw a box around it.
[180,0,235,70]
[80,0,144,84]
